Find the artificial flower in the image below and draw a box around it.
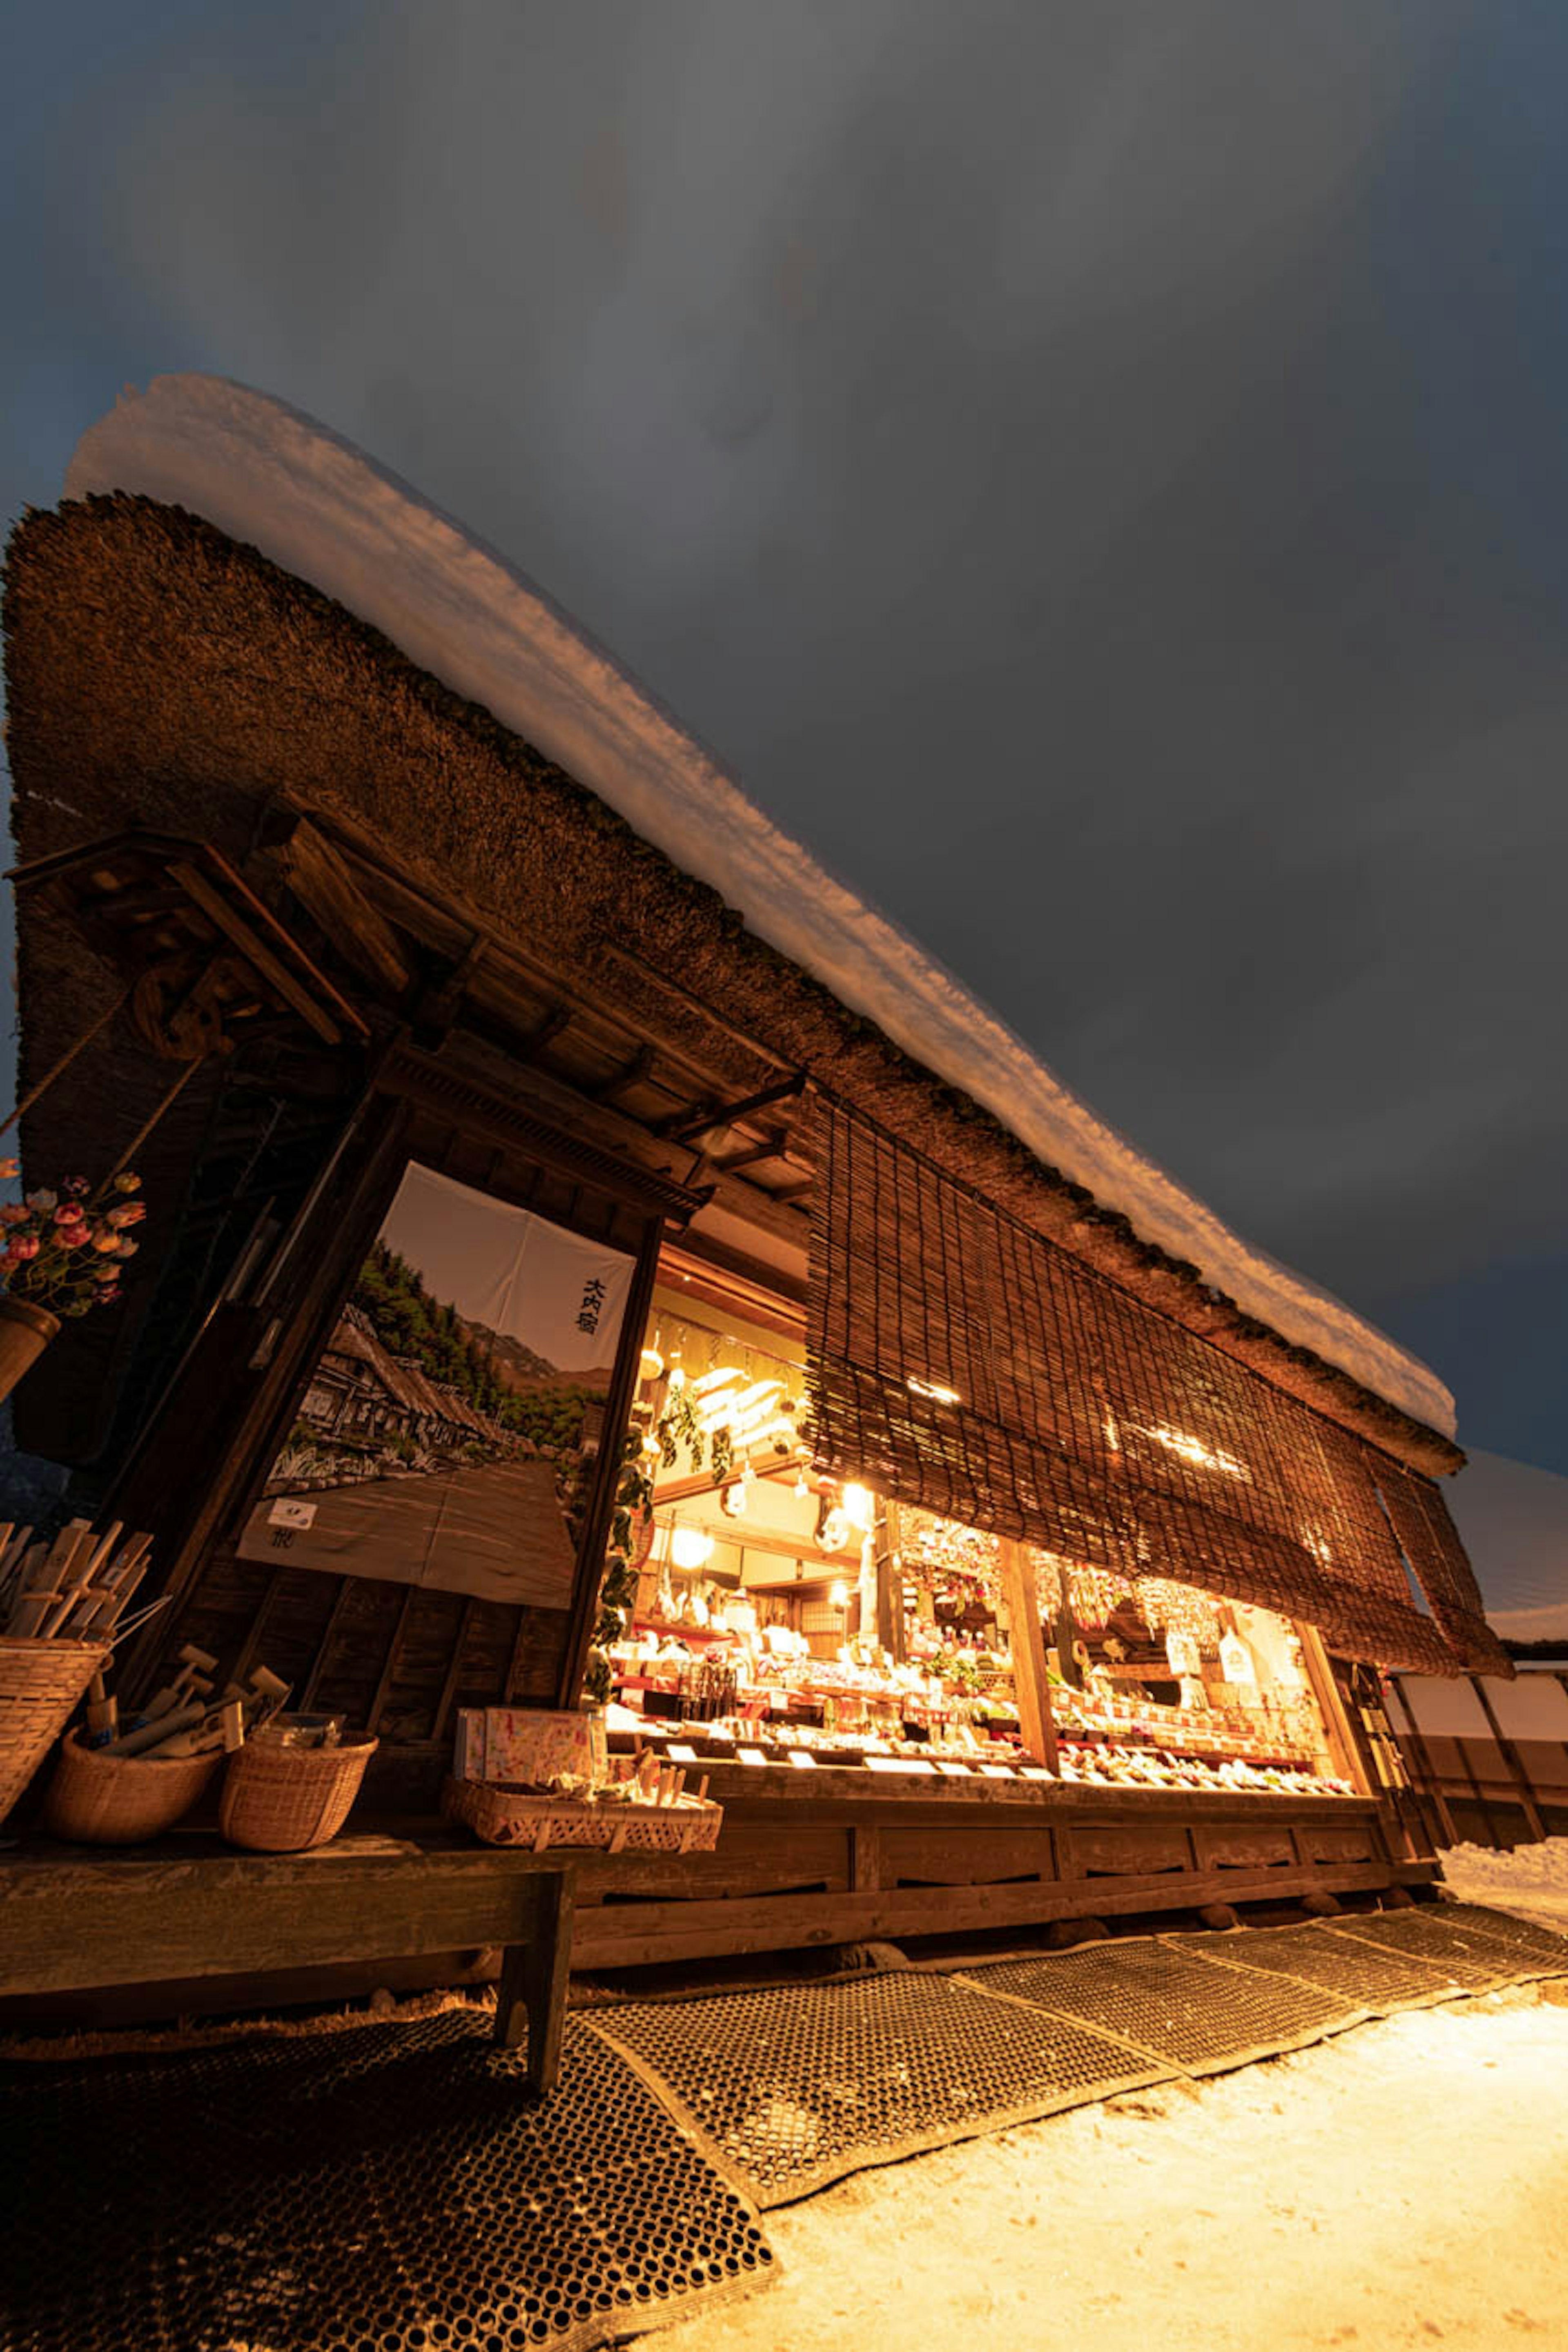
[0,1157,18,1180]
[53,1203,87,1228]
[112,1172,140,1193]
[107,1202,146,1228]
[92,1232,121,1254]
[25,1189,58,1212]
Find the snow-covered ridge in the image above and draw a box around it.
[64,375,1456,1438]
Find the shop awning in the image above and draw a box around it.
[806,1098,1505,1676]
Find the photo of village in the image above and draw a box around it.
[237,1164,630,1607]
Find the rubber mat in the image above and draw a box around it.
[1428,1900,1568,1973]
[0,2012,773,2352]
[1330,1908,1525,1991]
[1169,1918,1461,2013]
[588,1970,1171,2207]
[958,1935,1352,2074]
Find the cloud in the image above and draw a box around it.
[7,0,1568,1456]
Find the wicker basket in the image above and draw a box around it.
[442,1775,724,1855]
[42,1728,221,1845]
[219,1736,377,1853]
[0,1637,110,1824]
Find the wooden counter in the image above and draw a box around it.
[569,1766,1437,1969]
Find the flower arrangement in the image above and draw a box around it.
[0,1161,145,1319]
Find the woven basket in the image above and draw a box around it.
[219,1735,377,1853]
[442,1775,724,1855]
[42,1728,221,1845]
[0,1637,110,1824]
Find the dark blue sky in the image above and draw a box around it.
[4,2,1567,1468]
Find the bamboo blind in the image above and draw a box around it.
[806,1098,1500,1676]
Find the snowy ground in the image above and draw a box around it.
[642,1987,1568,2352]
[1439,1837,1568,1933]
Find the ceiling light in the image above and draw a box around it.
[669,1525,715,1572]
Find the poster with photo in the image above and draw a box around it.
[237,1162,633,1606]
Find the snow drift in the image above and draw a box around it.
[64,375,1456,1437]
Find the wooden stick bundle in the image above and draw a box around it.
[0,1519,156,1644]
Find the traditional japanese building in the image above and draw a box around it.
[0,375,1510,1977]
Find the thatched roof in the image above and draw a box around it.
[2,489,1463,1477]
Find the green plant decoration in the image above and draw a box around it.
[582,1433,655,1706]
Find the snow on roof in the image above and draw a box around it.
[1445,1449,1568,1640]
[65,374,1456,1439]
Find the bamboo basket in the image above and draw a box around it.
[442,1775,724,1855]
[219,1735,377,1852]
[42,1728,221,1844]
[0,1637,109,1824]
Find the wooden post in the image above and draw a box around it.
[1469,1674,1547,1843]
[874,1499,904,1662]
[555,1214,666,1707]
[1387,1674,1459,1849]
[999,1538,1059,1772]
[1293,1621,1372,1796]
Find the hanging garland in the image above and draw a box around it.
[582,1433,655,1706]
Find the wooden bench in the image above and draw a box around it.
[0,1829,576,2094]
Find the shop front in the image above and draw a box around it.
[0,382,1510,2006]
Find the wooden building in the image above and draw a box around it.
[0,379,1512,1986]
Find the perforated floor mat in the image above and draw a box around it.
[1330,1909,1524,1990]
[958,1936,1352,2074]
[1428,1901,1568,1973]
[1,2013,773,2352]
[1169,1918,1459,2012]
[588,1971,1169,2206]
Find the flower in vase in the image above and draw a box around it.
[107,1202,146,1227]
[25,1189,58,1212]
[0,1158,18,1180]
[112,1172,141,1193]
[91,1230,122,1253]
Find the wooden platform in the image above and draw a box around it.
[568,1768,1437,1970]
[0,1829,575,2091]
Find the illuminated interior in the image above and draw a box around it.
[605,1283,1354,1795]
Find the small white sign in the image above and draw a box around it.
[267,1497,317,1530]
[1019,1766,1055,1782]
[787,1751,817,1769]
[979,1762,1015,1778]
[666,1744,698,1763]
[737,1747,768,1766]
[936,1761,974,1777]
[868,1755,936,1775]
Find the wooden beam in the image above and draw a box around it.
[587,1044,656,1105]
[875,1500,904,1662]
[1469,1674,1548,1842]
[1387,1676,1459,1849]
[1294,1622,1371,1796]
[169,858,355,1045]
[660,1078,805,1144]
[274,817,412,997]
[515,1003,573,1060]
[657,1243,807,1339]
[713,1127,793,1176]
[999,1538,1059,1772]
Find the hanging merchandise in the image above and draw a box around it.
[1164,1630,1200,1679]
[1219,1630,1257,1685]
